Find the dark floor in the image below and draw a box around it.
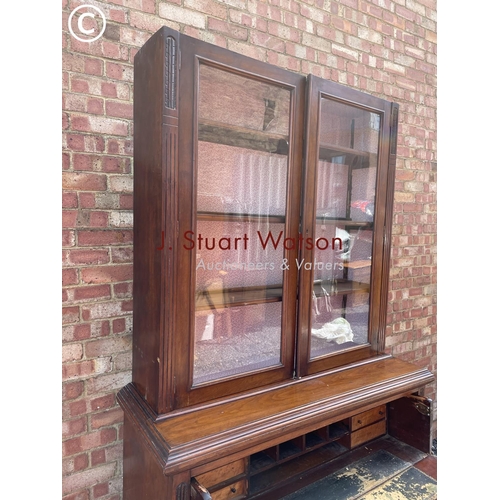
[279,436,437,500]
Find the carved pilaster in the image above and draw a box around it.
[176,482,189,500]
[165,36,177,110]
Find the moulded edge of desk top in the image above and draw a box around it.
[117,355,434,476]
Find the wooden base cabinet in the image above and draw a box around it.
[119,26,434,500]
[118,357,433,500]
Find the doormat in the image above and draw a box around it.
[282,449,437,500]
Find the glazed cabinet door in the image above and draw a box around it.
[297,75,398,376]
[132,27,398,415]
[172,35,305,408]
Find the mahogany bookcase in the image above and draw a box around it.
[118,26,434,500]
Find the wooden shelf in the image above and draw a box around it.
[196,279,368,311]
[197,212,286,224]
[199,120,289,155]
[315,217,373,228]
[344,260,372,269]
[318,143,376,168]
[248,423,347,479]
[196,285,283,311]
[313,278,369,297]
[196,201,375,232]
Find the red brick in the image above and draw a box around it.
[107,138,133,155]
[63,210,78,228]
[114,282,133,298]
[119,194,133,208]
[91,394,116,412]
[86,133,107,153]
[112,318,126,334]
[85,335,132,358]
[63,152,71,170]
[84,58,103,76]
[207,17,248,39]
[63,268,79,286]
[72,115,91,132]
[91,448,106,466]
[79,193,96,208]
[65,133,86,151]
[63,306,80,324]
[71,78,90,94]
[73,154,94,171]
[103,41,121,59]
[109,9,127,24]
[77,230,133,246]
[68,249,110,265]
[86,211,109,227]
[101,82,117,98]
[106,101,133,119]
[73,285,112,301]
[63,324,92,342]
[63,453,89,475]
[93,483,109,498]
[102,156,131,173]
[63,416,87,438]
[62,491,90,500]
[81,264,132,284]
[63,381,84,401]
[63,172,107,191]
[62,360,94,381]
[91,408,124,430]
[88,98,104,115]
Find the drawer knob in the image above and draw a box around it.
[230,487,236,493]
[357,420,362,424]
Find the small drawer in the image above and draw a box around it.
[350,419,386,448]
[195,458,246,489]
[350,404,386,431]
[211,479,247,500]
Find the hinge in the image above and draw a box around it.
[414,401,430,416]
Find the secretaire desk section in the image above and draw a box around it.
[118,355,434,500]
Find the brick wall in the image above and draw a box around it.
[62,0,437,498]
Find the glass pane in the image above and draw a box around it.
[310,98,380,360]
[198,64,290,135]
[193,63,291,385]
[194,221,285,291]
[197,143,288,216]
[194,302,282,385]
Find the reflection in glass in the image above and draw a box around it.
[194,302,282,385]
[198,143,288,216]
